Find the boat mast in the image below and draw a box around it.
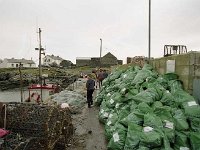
[35,28,45,103]
[38,28,42,82]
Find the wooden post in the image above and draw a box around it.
[19,62,23,103]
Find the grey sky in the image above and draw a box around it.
[0,0,200,64]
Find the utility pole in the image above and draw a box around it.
[35,28,45,103]
[148,0,151,62]
[100,38,102,68]
[19,62,23,103]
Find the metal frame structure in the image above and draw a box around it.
[164,45,187,57]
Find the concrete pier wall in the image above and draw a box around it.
[150,51,200,102]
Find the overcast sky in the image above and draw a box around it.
[0,0,200,64]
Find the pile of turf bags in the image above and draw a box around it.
[96,64,200,150]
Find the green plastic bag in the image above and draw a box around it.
[168,80,183,93]
[99,103,111,124]
[114,78,122,85]
[152,101,163,110]
[163,73,179,81]
[125,92,136,102]
[117,105,130,121]
[190,132,200,150]
[143,113,163,129]
[137,146,150,150]
[189,117,200,132]
[110,92,123,103]
[163,125,175,143]
[95,95,104,106]
[163,136,173,150]
[105,92,123,108]
[183,101,200,118]
[173,109,189,131]
[124,123,142,150]
[109,70,123,81]
[107,123,127,150]
[128,88,139,96]
[155,76,168,89]
[105,124,116,140]
[132,88,160,105]
[132,69,157,85]
[130,100,138,112]
[173,89,195,107]
[174,131,190,150]
[154,106,173,121]
[142,64,153,70]
[136,102,153,114]
[121,70,137,83]
[120,111,144,127]
[140,128,162,148]
[106,112,119,127]
[160,90,177,107]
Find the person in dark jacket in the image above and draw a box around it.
[97,69,104,88]
[103,69,108,79]
[86,74,95,108]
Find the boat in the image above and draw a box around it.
[25,28,61,103]
[26,83,60,103]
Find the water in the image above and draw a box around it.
[0,89,29,102]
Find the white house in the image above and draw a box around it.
[0,58,36,68]
[42,55,63,66]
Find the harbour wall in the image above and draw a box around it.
[150,51,200,103]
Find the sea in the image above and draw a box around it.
[0,89,29,102]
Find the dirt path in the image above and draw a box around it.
[85,106,107,150]
[66,79,107,150]
[67,105,107,150]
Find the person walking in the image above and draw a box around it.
[86,74,95,108]
[97,69,104,88]
[92,69,98,89]
[103,69,108,79]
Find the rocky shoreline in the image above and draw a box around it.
[0,68,78,91]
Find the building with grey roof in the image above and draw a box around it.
[76,52,123,67]
[0,58,36,68]
[42,55,64,66]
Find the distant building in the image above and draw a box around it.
[0,58,36,68]
[76,57,91,67]
[76,52,123,67]
[42,54,73,68]
[42,55,64,66]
